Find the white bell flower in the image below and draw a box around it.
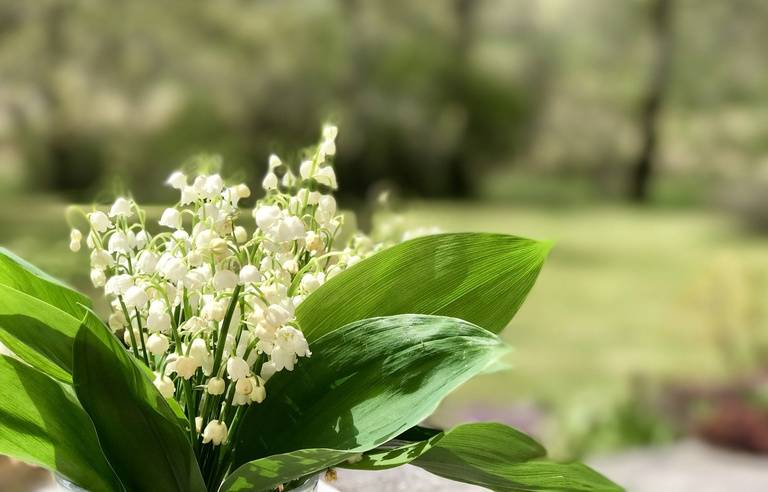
[264,304,292,329]
[159,255,187,282]
[260,360,277,381]
[235,377,252,395]
[153,373,175,398]
[322,123,338,141]
[147,333,169,355]
[180,186,199,205]
[226,356,250,381]
[105,274,133,296]
[239,265,261,284]
[207,377,226,395]
[314,166,337,189]
[253,205,281,232]
[166,171,187,189]
[271,326,311,372]
[201,297,227,322]
[136,251,158,274]
[88,211,111,233]
[319,138,336,157]
[189,338,209,365]
[300,272,325,293]
[90,249,114,268]
[90,268,106,287]
[174,355,199,380]
[135,230,149,249]
[146,310,171,333]
[268,154,282,170]
[249,382,266,403]
[202,420,228,446]
[213,270,238,291]
[109,197,133,218]
[108,232,131,253]
[299,160,314,180]
[262,172,278,191]
[203,174,224,198]
[123,285,148,308]
[159,208,183,229]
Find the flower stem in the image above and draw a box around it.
[118,296,141,360]
[134,308,151,367]
[210,285,242,377]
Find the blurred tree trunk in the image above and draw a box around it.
[446,0,478,199]
[629,0,674,203]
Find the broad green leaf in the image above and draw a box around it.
[0,355,123,491]
[233,315,507,467]
[0,249,104,382]
[297,233,551,340]
[0,283,80,383]
[73,317,206,492]
[348,423,621,492]
[346,423,545,471]
[221,449,353,492]
[0,247,92,322]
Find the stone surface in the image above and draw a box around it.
[589,439,768,492]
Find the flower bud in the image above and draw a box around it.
[234,226,248,244]
[236,183,251,199]
[69,229,82,252]
[209,238,229,257]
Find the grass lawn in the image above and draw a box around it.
[2,196,767,446]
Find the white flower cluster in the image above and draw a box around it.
[69,125,380,447]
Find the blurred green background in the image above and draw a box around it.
[2,0,768,459]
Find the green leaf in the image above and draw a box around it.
[0,355,123,491]
[0,283,81,383]
[233,315,507,467]
[347,423,622,492]
[0,249,104,382]
[221,449,353,492]
[346,423,545,471]
[0,247,92,322]
[297,233,551,340]
[73,317,206,492]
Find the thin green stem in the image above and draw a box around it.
[210,285,242,377]
[134,308,151,367]
[118,297,141,359]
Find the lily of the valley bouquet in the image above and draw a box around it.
[0,126,620,492]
